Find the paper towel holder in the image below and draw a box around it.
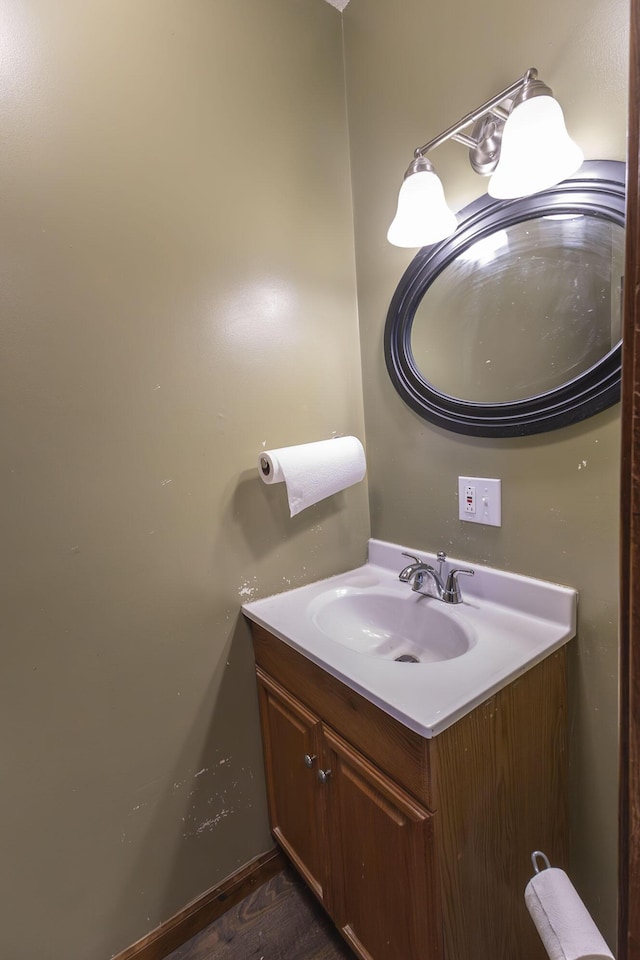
[531,850,552,874]
[259,457,271,478]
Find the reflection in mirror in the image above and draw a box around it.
[410,216,625,403]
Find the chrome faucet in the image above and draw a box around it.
[398,551,474,604]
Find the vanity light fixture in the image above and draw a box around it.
[387,68,584,248]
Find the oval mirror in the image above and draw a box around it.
[384,160,625,437]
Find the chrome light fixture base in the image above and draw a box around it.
[403,155,436,179]
[512,71,554,107]
[468,114,506,175]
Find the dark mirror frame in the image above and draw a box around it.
[384,160,626,437]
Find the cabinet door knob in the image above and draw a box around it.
[303,754,317,768]
[318,768,332,784]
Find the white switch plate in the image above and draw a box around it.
[458,476,501,526]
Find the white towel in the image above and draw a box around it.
[258,437,366,517]
[524,867,614,960]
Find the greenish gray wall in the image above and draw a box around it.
[1,0,628,955]
[0,3,368,958]
[343,0,627,947]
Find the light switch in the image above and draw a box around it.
[458,476,501,526]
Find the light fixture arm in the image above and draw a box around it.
[412,68,540,161]
[450,132,477,149]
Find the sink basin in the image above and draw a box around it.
[308,587,474,662]
[242,538,577,738]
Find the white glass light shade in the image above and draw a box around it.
[387,170,457,247]
[488,96,583,199]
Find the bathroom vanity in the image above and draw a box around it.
[243,540,577,960]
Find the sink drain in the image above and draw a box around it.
[395,654,420,663]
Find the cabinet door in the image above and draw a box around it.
[256,669,329,904]
[324,727,442,960]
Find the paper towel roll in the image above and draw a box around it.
[258,437,366,517]
[524,867,614,960]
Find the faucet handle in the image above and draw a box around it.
[399,552,422,582]
[444,567,475,603]
[398,551,421,583]
[447,567,474,582]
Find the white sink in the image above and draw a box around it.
[242,538,577,738]
[308,587,475,662]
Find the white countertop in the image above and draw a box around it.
[242,538,577,738]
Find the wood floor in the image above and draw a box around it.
[164,867,356,960]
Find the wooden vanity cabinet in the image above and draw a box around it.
[323,725,439,960]
[257,667,439,960]
[257,673,330,905]
[252,623,567,960]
